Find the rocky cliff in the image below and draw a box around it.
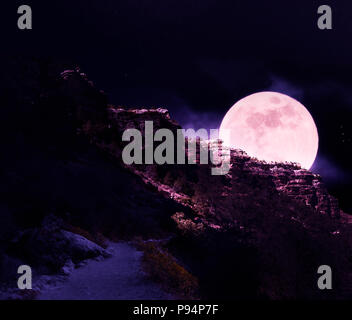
[76,78,341,222]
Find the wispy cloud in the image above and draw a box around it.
[170,104,223,133]
[266,74,304,100]
[311,155,348,185]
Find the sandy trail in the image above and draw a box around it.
[37,242,173,300]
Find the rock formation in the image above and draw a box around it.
[76,78,341,221]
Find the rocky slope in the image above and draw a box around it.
[85,93,342,224]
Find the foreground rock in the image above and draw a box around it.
[7,216,109,275]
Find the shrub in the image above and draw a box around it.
[136,241,199,299]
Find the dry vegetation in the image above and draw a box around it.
[135,241,199,299]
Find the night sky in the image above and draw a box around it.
[2,1,352,211]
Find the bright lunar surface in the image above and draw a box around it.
[219,92,319,169]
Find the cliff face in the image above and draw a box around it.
[271,167,340,218]
[231,154,341,218]
[56,66,344,229]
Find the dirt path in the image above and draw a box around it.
[37,242,173,300]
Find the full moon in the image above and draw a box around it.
[219,92,319,169]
